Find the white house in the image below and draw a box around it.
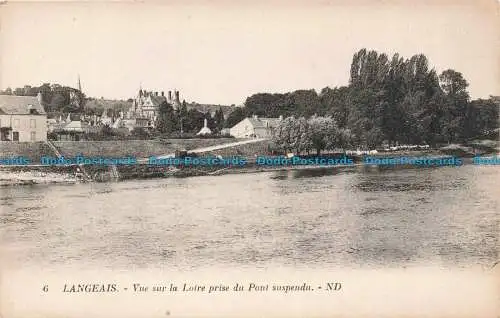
[0,94,47,142]
[229,115,282,138]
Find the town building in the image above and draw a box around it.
[130,89,181,120]
[53,120,91,141]
[229,115,282,138]
[123,89,182,129]
[0,94,47,142]
[124,88,237,131]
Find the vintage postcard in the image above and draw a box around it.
[0,0,499,317]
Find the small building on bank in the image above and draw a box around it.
[51,120,90,141]
[229,115,282,138]
[0,94,47,142]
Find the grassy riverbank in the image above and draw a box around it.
[1,138,498,185]
[52,138,241,158]
[0,138,242,162]
[0,151,489,185]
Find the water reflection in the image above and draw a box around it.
[0,165,498,271]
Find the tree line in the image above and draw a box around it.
[155,101,226,136]
[0,83,85,112]
[230,49,499,148]
[272,115,353,155]
[5,49,497,145]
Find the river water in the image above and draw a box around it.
[0,164,498,271]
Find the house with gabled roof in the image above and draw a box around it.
[130,89,173,120]
[229,115,283,138]
[0,93,47,142]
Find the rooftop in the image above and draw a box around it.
[0,95,46,115]
[150,95,167,106]
[247,117,281,128]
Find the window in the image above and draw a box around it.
[30,132,36,141]
[13,132,19,141]
[13,119,20,128]
[1,129,8,141]
[30,119,36,128]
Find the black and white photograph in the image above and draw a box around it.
[0,1,499,317]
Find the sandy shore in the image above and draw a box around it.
[0,169,77,186]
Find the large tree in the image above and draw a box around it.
[308,115,337,155]
[438,69,470,142]
[156,102,176,134]
[225,107,246,128]
[213,107,225,132]
[183,109,205,133]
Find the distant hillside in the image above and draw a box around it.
[84,98,132,116]
[0,83,85,113]
[187,102,236,117]
[83,98,236,118]
[491,95,500,105]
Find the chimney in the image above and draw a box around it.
[168,91,172,101]
[155,92,158,96]
[175,90,180,101]
[161,91,164,97]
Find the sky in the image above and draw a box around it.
[1,0,499,105]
